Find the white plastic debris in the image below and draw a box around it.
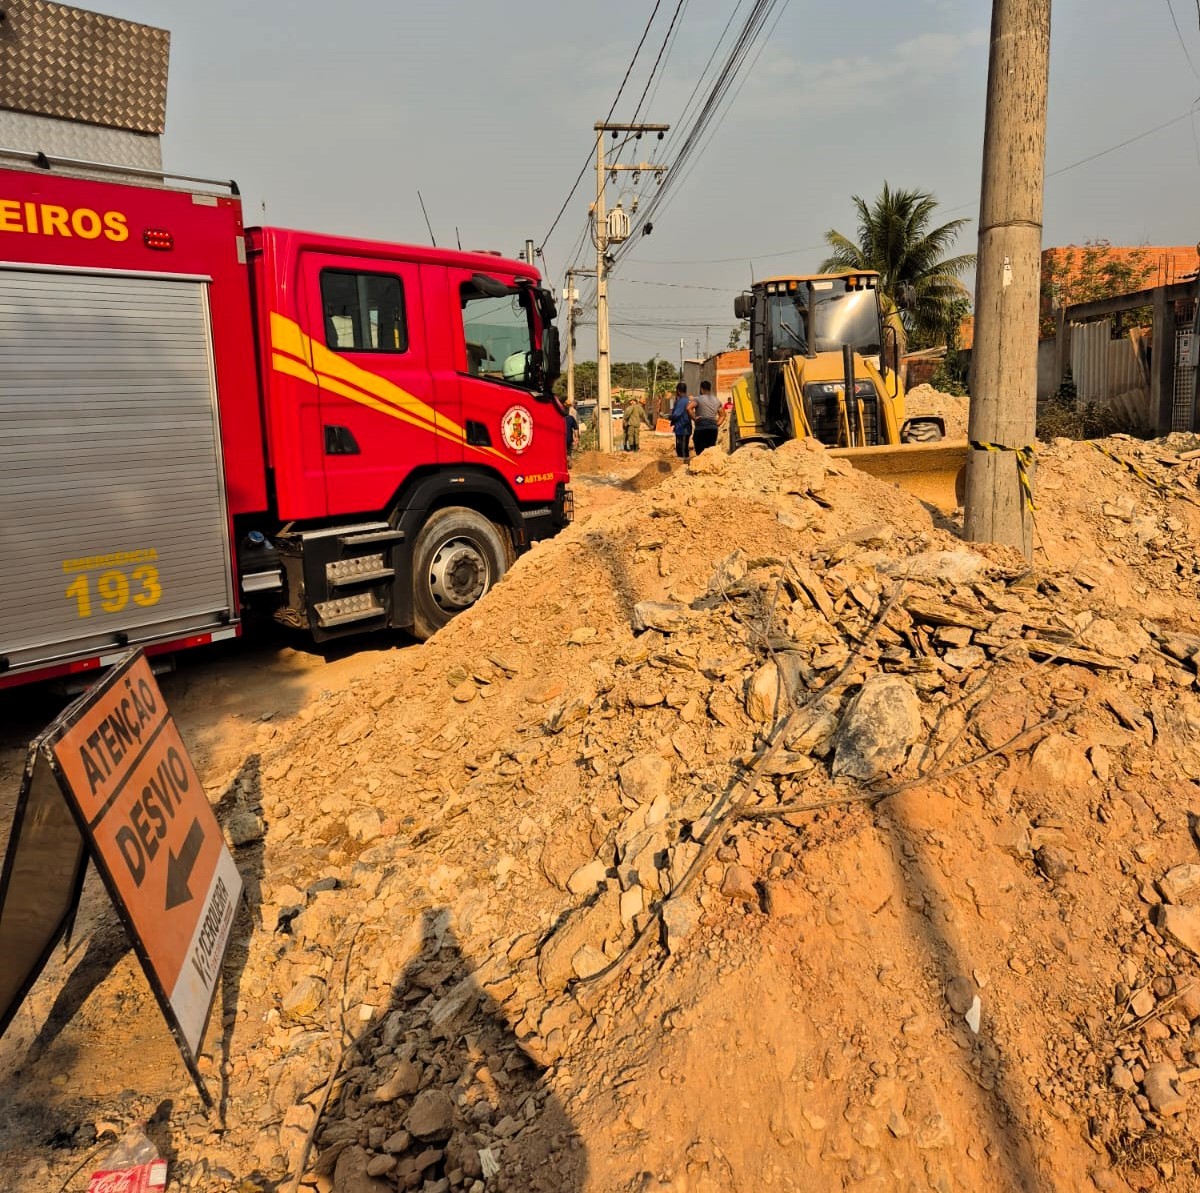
[965,995,982,1034]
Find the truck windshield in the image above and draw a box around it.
[766,281,882,358]
[810,285,882,355]
[461,284,536,387]
[767,295,807,355]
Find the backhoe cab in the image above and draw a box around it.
[730,272,965,512]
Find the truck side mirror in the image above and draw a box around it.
[542,326,561,386]
[470,273,511,299]
[733,293,751,320]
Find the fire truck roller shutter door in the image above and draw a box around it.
[0,267,236,678]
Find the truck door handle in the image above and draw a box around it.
[324,425,360,455]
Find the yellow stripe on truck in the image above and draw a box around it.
[269,313,515,465]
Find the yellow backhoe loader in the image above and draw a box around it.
[730,271,967,511]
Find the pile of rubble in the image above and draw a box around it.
[11,430,1200,1191]
[905,383,970,440]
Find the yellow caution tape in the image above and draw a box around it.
[969,440,1037,512]
[1088,441,1195,505]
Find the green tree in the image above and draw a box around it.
[820,183,975,349]
[1039,241,1154,337]
[553,358,678,404]
[727,320,748,350]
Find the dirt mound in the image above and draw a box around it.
[621,457,682,492]
[10,433,1200,1190]
[907,383,970,439]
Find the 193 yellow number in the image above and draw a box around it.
[65,565,162,619]
[132,564,162,607]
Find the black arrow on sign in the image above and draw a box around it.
[165,819,204,911]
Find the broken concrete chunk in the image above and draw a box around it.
[537,886,621,992]
[619,753,672,805]
[566,859,609,897]
[1157,903,1200,957]
[407,1088,456,1140]
[720,863,757,903]
[745,661,784,723]
[881,549,989,585]
[831,675,921,782]
[945,976,976,1015]
[1158,863,1200,905]
[571,943,609,980]
[632,601,690,634]
[1027,733,1093,794]
[1144,1062,1186,1117]
[661,896,700,952]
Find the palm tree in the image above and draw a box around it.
[820,183,975,348]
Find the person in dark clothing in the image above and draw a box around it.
[669,382,695,460]
[692,379,723,454]
[564,400,579,457]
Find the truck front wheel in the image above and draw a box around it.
[411,507,514,639]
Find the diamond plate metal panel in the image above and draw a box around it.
[0,1,169,134]
[0,110,162,170]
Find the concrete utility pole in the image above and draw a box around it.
[963,0,1052,557]
[593,121,668,452]
[564,270,577,411]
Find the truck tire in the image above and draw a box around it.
[411,507,514,640]
[900,418,944,444]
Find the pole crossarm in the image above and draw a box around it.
[594,122,671,132]
[590,119,670,452]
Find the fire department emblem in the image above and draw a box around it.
[501,405,533,454]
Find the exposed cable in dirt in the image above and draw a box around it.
[745,696,1087,820]
[287,925,366,1193]
[572,582,907,994]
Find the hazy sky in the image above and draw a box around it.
[94,1,1200,361]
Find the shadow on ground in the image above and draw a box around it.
[279,908,588,1191]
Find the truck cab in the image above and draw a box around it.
[0,160,569,688]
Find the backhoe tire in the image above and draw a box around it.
[728,417,742,454]
[411,507,514,640]
[900,419,944,444]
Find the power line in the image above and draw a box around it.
[617,277,729,290]
[625,0,789,242]
[630,0,690,126]
[614,0,790,265]
[1167,0,1200,80]
[1049,105,1200,178]
[537,0,668,254]
[634,241,826,265]
[935,105,1200,218]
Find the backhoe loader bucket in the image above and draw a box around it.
[828,440,969,514]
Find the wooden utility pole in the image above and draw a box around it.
[963,0,1052,557]
[593,121,668,452]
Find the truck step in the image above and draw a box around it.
[339,529,405,548]
[313,593,386,629]
[317,607,387,629]
[241,570,283,594]
[328,567,395,588]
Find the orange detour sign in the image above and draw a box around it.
[43,650,241,1096]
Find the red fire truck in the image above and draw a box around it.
[0,157,570,689]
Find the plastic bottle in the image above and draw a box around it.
[87,1124,167,1193]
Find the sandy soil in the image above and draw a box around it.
[5,426,1200,1192]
